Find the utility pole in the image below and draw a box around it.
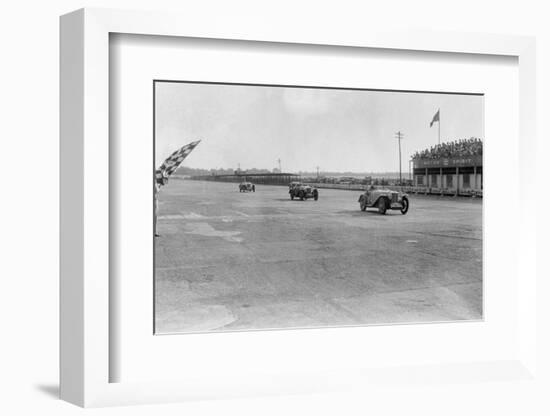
[395,131,404,185]
[277,158,282,173]
[316,166,320,179]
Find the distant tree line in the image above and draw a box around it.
[176,166,404,178]
[175,166,274,176]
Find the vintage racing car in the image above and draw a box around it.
[289,182,319,201]
[358,186,409,214]
[239,182,256,192]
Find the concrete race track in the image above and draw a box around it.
[154,179,482,334]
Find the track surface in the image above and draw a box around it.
[155,180,482,334]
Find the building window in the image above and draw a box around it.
[417,175,424,186]
[463,174,470,189]
[446,175,453,188]
[431,174,438,187]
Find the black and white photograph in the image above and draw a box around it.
[153,80,483,335]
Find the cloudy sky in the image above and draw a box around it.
[155,81,483,173]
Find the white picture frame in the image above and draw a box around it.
[60,8,538,407]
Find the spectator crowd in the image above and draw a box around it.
[412,138,483,160]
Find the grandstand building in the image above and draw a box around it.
[412,139,483,196]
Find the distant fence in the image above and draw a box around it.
[186,176,482,198]
[313,183,365,191]
[401,186,483,198]
[307,183,483,198]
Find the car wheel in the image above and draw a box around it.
[290,193,294,200]
[377,198,387,214]
[359,197,367,211]
[313,191,318,201]
[299,191,305,201]
[400,197,409,214]
[252,185,255,192]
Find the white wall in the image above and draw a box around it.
[0,1,548,415]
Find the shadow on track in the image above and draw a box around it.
[335,209,402,217]
[271,198,318,202]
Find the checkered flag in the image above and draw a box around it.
[156,140,201,185]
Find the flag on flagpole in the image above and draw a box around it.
[430,109,440,127]
[155,140,201,185]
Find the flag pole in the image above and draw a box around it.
[437,108,441,145]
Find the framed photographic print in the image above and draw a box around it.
[152,80,484,335]
[60,8,538,408]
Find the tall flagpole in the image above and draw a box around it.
[437,108,441,145]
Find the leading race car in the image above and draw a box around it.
[289,182,319,201]
[239,182,256,192]
[358,186,409,214]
